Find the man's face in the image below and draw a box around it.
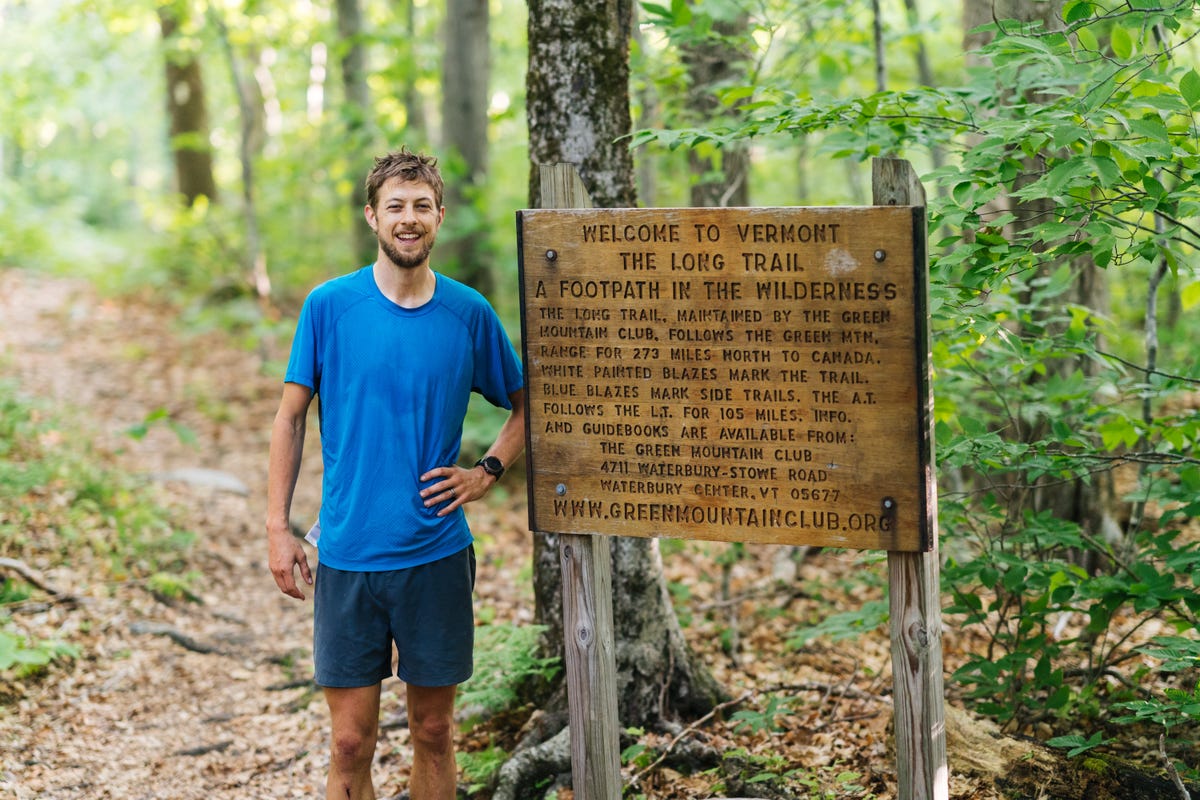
[366,178,445,270]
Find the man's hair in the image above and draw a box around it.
[365,147,444,210]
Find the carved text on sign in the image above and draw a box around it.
[518,207,930,551]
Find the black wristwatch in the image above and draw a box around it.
[475,456,505,481]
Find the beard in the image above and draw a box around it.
[378,232,434,269]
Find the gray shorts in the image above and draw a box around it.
[313,545,476,688]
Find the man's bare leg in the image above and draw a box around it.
[407,683,458,800]
[325,684,382,800]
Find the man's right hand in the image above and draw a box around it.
[265,382,315,600]
[268,527,313,600]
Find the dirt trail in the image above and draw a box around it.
[0,269,920,800]
[0,270,535,799]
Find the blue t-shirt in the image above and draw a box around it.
[285,266,524,571]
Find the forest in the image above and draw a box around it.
[2,1,1199,799]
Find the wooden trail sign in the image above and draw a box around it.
[524,160,947,800]
[518,205,931,551]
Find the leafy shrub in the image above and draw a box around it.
[456,622,560,721]
[635,2,1200,741]
[0,627,78,677]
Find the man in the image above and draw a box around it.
[266,147,526,800]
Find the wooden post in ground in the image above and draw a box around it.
[537,162,623,800]
[873,157,948,800]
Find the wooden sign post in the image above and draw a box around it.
[536,164,623,800]
[520,159,947,800]
[875,159,947,800]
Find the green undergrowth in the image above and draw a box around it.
[0,378,196,683]
[455,622,560,793]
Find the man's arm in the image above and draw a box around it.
[420,387,527,516]
[483,387,527,474]
[266,382,315,599]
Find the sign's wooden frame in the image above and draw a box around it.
[524,159,946,800]
[518,205,931,552]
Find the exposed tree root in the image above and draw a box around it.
[0,557,76,603]
[491,725,572,800]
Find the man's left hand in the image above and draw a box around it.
[419,464,495,516]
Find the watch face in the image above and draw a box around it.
[480,456,503,476]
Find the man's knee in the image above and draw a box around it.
[409,711,453,751]
[331,726,378,771]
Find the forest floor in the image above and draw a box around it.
[0,267,1146,800]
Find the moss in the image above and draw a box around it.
[1080,756,1113,776]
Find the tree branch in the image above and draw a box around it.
[627,690,754,790]
[1096,349,1200,385]
[1161,733,1192,800]
[0,557,73,601]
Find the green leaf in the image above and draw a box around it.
[1110,26,1134,60]
[1181,280,1200,311]
[1182,69,1200,109]
[1063,0,1094,24]
[640,2,672,22]
[952,181,975,206]
[1046,685,1072,709]
[621,743,648,764]
[1099,418,1140,450]
[1048,732,1109,757]
[1075,26,1099,52]
[1089,156,1121,188]
[817,54,841,85]
[671,0,691,26]
[719,85,757,105]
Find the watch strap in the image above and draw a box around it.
[475,456,504,480]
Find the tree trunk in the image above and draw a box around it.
[210,6,270,301]
[397,0,429,143]
[440,0,492,293]
[159,1,217,206]
[872,0,886,92]
[680,7,750,208]
[902,0,945,172]
[335,0,376,264]
[526,0,637,210]
[531,532,724,723]
[631,8,659,208]
[962,0,1115,546]
[525,0,725,730]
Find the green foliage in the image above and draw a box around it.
[0,378,194,680]
[456,743,509,795]
[788,598,890,650]
[0,627,79,676]
[0,380,194,588]
[712,748,876,800]
[788,554,889,649]
[146,571,202,603]
[456,623,559,722]
[730,692,793,733]
[125,407,198,447]
[0,180,57,273]
[621,726,654,769]
[1047,730,1113,757]
[632,0,901,206]
[636,2,1200,737]
[0,0,534,331]
[1111,636,1200,750]
[1114,680,1200,731]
